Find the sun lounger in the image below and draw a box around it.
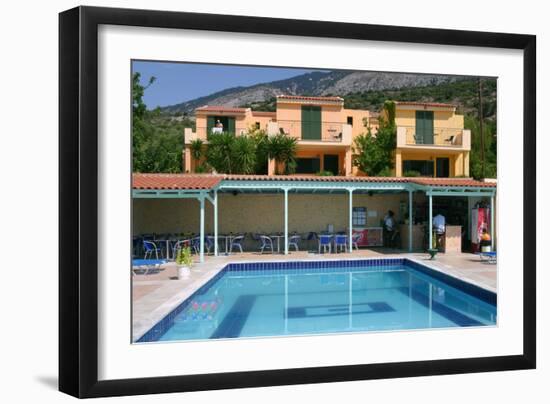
[132,259,167,275]
[479,251,497,264]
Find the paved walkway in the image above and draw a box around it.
[132,249,497,341]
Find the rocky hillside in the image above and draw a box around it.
[161,70,468,115]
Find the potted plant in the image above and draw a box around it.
[175,246,193,279]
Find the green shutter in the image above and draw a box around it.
[310,106,321,140]
[301,106,310,139]
[207,116,215,135]
[415,111,424,144]
[424,111,434,144]
[227,117,236,134]
[415,111,434,144]
[301,106,321,140]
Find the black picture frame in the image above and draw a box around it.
[59,6,536,398]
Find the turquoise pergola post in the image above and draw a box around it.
[348,188,353,253]
[428,194,433,250]
[408,189,413,252]
[284,188,289,255]
[199,196,205,263]
[491,194,495,250]
[213,190,218,256]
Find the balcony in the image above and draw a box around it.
[267,120,352,145]
[184,126,250,144]
[396,126,471,151]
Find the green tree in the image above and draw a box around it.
[231,136,257,174]
[465,115,497,179]
[266,133,298,174]
[352,103,397,176]
[205,133,258,174]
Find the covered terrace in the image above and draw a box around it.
[132,174,496,263]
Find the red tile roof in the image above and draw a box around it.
[195,106,248,114]
[133,174,223,190]
[394,101,457,109]
[251,111,277,117]
[133,173,495,190]
[408,177,495,188]
[277,95,344,103]
[222,174,408,183]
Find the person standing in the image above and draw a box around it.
[383,210,396,247]
[433,212,446,250]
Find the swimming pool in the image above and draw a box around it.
[136,258,496,342]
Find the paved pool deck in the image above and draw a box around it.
[132,249,497,341]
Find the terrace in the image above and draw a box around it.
[397,125,471,150]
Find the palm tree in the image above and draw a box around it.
[267,133,297,174]
[190,139,203,160]
[206,133,234,173]
[230,135,257,174]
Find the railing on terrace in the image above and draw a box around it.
[274,120,349,143]
[397,126,468,147]
[185,126,252,142]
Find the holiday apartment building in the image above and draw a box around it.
[183,95,471,177]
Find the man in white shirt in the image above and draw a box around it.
[433,213,446,234]
[383,210,397,247]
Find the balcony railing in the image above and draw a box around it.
[397,126,470,149]
[269,120,351,143]
[184,126,251,143]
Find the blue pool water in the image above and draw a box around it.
[137,259,496,342]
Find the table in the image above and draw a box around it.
[269,234,285,253]
[215,235,235,255]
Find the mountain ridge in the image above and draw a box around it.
[160,70,469,115]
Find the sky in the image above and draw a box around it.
[132,61,323,108]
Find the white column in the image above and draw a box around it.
[214,190,218,256]
[490,194,495,250]
[199,196,205,263]
[348,189,353,252]
[284,188,289,255]
[408,190,413,252]
[428,193,433,250]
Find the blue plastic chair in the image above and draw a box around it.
[318,234,333,254]
[259,235,274,254]
[288,234,301,251]
[143,240,162,259]
[229,235,245,253]
[334,234,347,253]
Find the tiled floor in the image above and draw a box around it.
[132,249,497,341]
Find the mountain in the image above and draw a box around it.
[160,70,468,115]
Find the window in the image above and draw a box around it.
[403,160,434,177]
[352,207,367,226]
[255,122,260,130]
[296,157,321,174]
[347,116,353,126]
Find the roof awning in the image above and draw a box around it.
[132,173,496,198]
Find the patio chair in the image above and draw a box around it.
[132,259,167,276]
[288,234,301,252]
[143,240,162,259]
[445,135,455,144]
[171,239,190,260]
[191,236,213,255]
[334,234,347,253]
[229,234,245,254]
[318,234,333,254]
[479,251,497,264]
[352,232,361,250]
[259,235,274,254]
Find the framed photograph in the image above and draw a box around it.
[59,6,536,398]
